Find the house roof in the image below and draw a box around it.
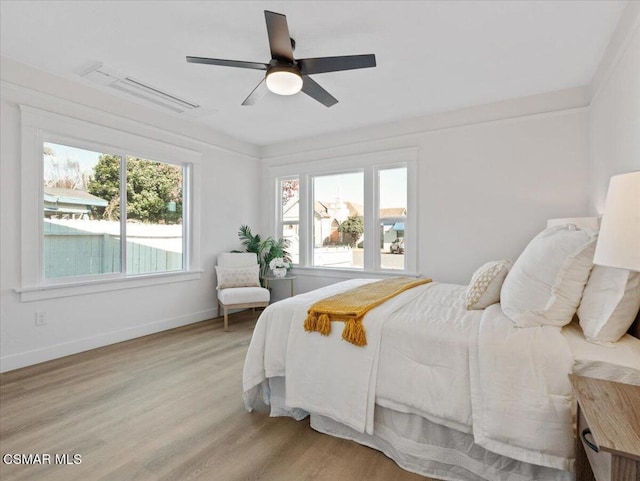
[44,187,108,207]
[314,201,331,218]
[287,198,401,220]
[345,202,364,217]
[380,208,406,217]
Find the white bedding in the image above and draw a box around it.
[242,279,640,475]
[285,279,432,433]
[375,283,482,433]
[563,321,640,385]
[469,304,574,471]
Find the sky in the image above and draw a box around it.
[44,142,104,180]
[313,167,406,209]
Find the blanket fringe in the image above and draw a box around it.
[317,314,332,336]
[342,319,367,347]
[304,312,318,332]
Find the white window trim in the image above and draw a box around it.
[277,175,301,265]
[18,105,203,301]
[270,147,418,275]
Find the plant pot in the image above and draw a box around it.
[272,267,287,278]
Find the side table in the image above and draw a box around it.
[263,275,297,298]
[570,374,640,481]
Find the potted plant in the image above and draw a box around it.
[269,257,290,278]
[235,225,291,285]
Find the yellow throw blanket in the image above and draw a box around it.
[304,277,432,347]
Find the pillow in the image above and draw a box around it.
[215,265,260,289]
[466,260,511,310]
[578,266,640,345]
[501,225,597,327]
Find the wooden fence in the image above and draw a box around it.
[44,222,182,278]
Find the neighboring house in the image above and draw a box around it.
[44,186,108,219]
[283,197,404,248]
[284,198,365,247]
[380,207,407,248]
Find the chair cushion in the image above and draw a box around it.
[215,265,260,289]
[218,287,270,305]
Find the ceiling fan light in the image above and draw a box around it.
[266,68,303,95]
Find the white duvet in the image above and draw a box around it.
[243,280,577,471]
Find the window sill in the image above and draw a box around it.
[290,266,420,280]
[15,270,204,302]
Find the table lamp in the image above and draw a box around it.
[593,171,640,272]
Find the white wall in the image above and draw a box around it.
[263,96,590,294]
[0,59,262,372]
[7,4,636,369]
[588,3,640,213]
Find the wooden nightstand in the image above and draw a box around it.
[570,375,640,481]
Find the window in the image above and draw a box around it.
[280,177,300,264]
[43,143,122,278]
[378,167,407,270]
[43,142,185,280]
[272,148,416,274]
[18,106,201,301]
[313,172,364,269]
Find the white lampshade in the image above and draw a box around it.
[593,171,640,271]
[546,217,599,230]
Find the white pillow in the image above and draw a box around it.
[501,225,597,327]
[215,265,260,289]
[578,267,640,345]
[466,260,511,310]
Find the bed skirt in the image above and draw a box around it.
[254,378,572,481]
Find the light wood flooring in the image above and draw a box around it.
[0,311,431,481]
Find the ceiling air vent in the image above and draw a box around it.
[80,63,201,114]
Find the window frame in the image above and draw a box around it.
[270,148,418,276]
[375,163,409,272]
[277,175,301,265]
[18,106,202,301]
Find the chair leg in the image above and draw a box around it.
[224,306,229,332]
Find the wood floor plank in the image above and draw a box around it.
[0,311,434,481]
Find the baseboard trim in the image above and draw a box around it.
[0,308,217,373]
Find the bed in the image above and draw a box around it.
[242,276,639,481]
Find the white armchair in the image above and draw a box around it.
[216,253,270,331]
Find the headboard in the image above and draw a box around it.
[630,311,640,339]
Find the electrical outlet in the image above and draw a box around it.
[35,312,47,326]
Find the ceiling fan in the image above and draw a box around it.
[186,10,376,107]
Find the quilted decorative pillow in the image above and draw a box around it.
[466,260,511,310]
[501,225,597,327]
[578,266,640,345]
[215,265,260,289]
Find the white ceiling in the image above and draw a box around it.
[0,0,626,147]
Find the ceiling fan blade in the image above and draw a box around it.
[301,76,338,107]
[264,10,294,62]
[241,78,268,106]
[186,56,268,70]
[298,54,376,75]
